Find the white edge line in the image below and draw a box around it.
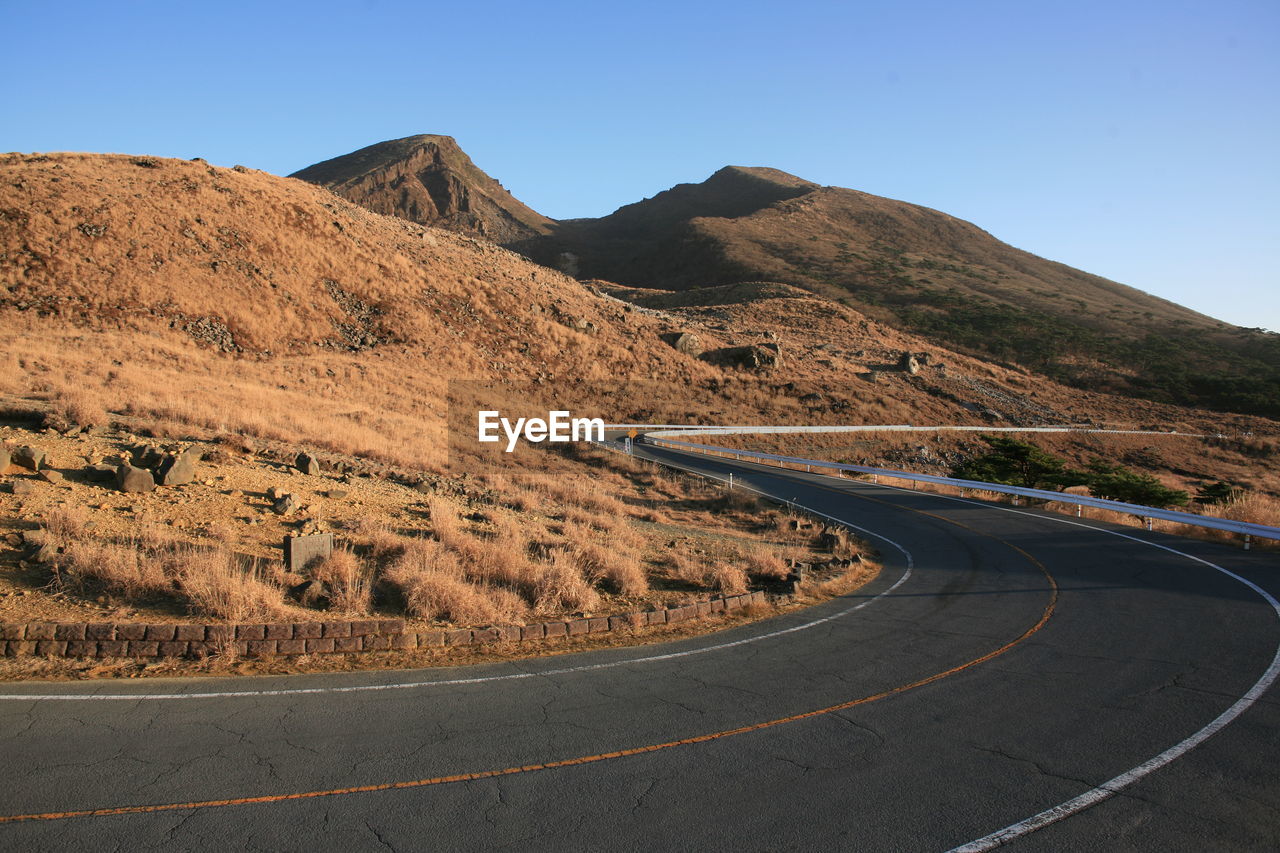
[781,470,1280,852]
[641,444,1280,850]
[0,471,913,703]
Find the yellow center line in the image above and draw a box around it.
[0,481,1057,825]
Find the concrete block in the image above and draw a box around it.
[283,533,333,573]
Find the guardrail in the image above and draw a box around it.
[642,432,1280,546]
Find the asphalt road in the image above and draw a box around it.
[1,442,1277,851]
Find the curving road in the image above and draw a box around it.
[1,443,1277,851]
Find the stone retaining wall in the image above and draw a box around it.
[0,591,770,659]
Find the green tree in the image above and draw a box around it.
[1194,481,1244,506]
[950,436,1088,490]
[1084,460,1190,508]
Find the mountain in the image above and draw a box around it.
[1,150,1274,496]
[511,166,1280,418]
[291,135,554,244]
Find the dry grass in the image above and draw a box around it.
[384,540,512,623]
[60,538,171,598]
[42,511,289,619]
[708,563,749,595]
[535,549,601,613]
[176,551,287,622]
[743,543,793,580]
[312,548,373,615]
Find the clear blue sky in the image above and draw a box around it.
[4,0,1277,331]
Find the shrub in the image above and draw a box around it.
[176,550,285,621]
[1085,460,1190,508]
[312,548,373,615]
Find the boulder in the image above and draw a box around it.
[83,463,117,483]
[295,452,321,476]
[701,345,780,370]
[13,446,44,471]
[115,464,156,493]
[157,453,195,486]
[11,480,35,496]
[131,444,164,469]
[662,332,702,356]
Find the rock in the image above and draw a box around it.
[267,486,287,500]
[31,542,59,564]
[295,452,321,476]
[817,528,849,551]
[323,489,349,499]
[701,345,780,370]
[179,446,203,463]
[13,446,44,471]
[663,332,701,356]
[83,463,117,483]
[115,464,156,493]
[37,470,64,485]
[11,480,35,496]
[156,453,195,486]
[129,444,164,469]
[897,352,921,375]
[272,494,297,515]
[290,578,330,608]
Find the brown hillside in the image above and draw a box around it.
[291,135,554,243]
[0,151,1272,469]
[513,166,1280,419]
[0,151,1277,646]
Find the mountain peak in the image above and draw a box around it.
[290,135,552,243]
[708,165,818,189]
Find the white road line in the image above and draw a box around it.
[649,451,1280,849]
[783,470,1280,852]
[0,495,913,703]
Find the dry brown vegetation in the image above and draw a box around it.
[1,151,1275,640]
[1,424,854,626]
